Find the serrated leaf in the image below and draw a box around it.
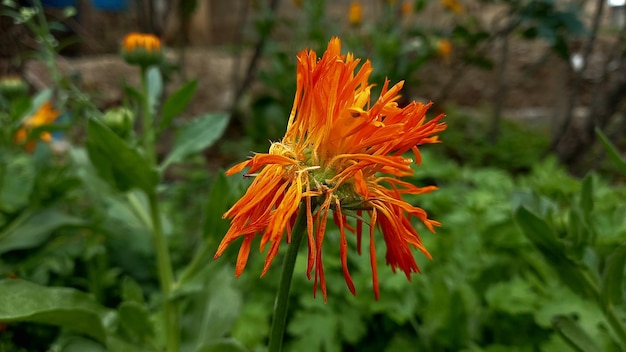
[0,279,108,342]
[160,80,198,129]
[86,117,158,192]
[0,208,86,254]
[160,113,229,170]
[596,128,626,176]
[552,315,602,352]
[601,243,626,306]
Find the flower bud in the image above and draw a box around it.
[121,32,163,67]
[0,75,29,99]
[102,107,134,138]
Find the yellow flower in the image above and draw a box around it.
[121,32,163,67]
[439,0,464,14]
[214,38,446,300]
[348,2,363,26]
[14,102,60,152]
[437,39,452,63]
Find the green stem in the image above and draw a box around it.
[141,66,156,165]
[268,209,308,352]
[148,191,179,352]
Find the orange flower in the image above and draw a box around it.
[437,39,453,63]
[439,0,464,14]
[348,2,363,26]
[14,102,60,152]
[214,38,446,300]
[121,32,162,67]
[401,1,413,16]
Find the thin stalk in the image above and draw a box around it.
[268,209,308,352]
[148,191,180,352]
[140,66,156,165]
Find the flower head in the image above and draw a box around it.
[14,101,60,152]
[121,32,163,67]
[215,38,446,300]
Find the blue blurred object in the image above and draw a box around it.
[40,0,76,7]
[92,0,128,11]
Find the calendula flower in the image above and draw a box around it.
[214,38,446,300]
[14,101,60,152]
[121,32,163,67]
[439,0,464,14]
[348,2,363,26]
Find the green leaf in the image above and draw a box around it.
[0,209,86,254]
[195,338,248,352]
[601,243,626,306]
[121,276,145,304]
[596,128,626,176]
[514,207,562,260]
[203,172,236,240]
[160,113,229,170]
[0,154,35,212]
[0,279,108,343]
[86,117,158,192]
[198,268,242,344]
[580,174,593,217]
[160,80,198,130]
[552,315,602,352]
[117,301,155,344]
[58,336,107,352]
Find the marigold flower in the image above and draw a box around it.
[214,38,446,300]
[14,102,60,152]
[439,0,464,14]
[348,2,363,26]
[121,32,163,67]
